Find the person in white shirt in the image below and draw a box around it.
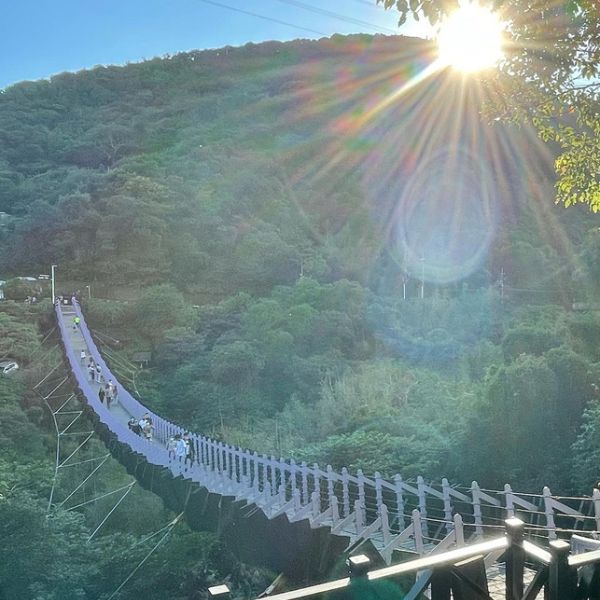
[175,435,187,461]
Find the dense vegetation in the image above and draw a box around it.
[1,36,600,598]
[0,301,273,599]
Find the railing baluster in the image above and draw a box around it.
[471,481,483,537]
[270,455,277,491]
[342,467,350,518]
[442,478,453,533]
[313,463,321,509]
[394,474,405,531]
[301,462,309,505]
[543,486,557,540]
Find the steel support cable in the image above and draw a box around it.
[38,326,57,346]
[130,518,183,550]
[58,430,95,465]
[104,512,184,600]
[66,482,135,512]
[33,362,63,390]
[29,331,59,363]
[94,344,137,377]
[45,397,62,515]
[57,451,109,507]
[58,453,111,469]
[43,376,69,400]
[90,328,121,346]
[95,341,137,373]
[87,482,136,541]
[59,411,84,435]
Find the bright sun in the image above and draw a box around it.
[437,3,504,73]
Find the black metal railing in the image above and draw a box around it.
[208,517,600,600]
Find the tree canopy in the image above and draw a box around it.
[380,0,600,211]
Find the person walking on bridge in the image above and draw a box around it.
[98,387,105,405]
[80,350,86,365]
[175,434,186,463]
[88,360,96,382]
[72,316,80,330]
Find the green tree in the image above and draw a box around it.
[134,284,193,347]
[380,0,600,211]
[0,311,39,363]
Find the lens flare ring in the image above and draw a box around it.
[389,147,497,285]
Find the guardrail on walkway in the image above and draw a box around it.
[209,518,600,600]
[57,298,600,563]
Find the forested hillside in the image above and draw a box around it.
[2,34,600,496]
[0,301,273,599]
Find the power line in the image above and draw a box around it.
[196,0,328,36]
[272,0,398,34]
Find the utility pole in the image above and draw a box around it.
[51,264,57,304]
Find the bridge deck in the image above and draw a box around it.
[60,303,164,449]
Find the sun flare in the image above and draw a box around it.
[437,3,504,72]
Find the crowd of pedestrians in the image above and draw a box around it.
[167,432,195,465]
[74,316,195,467]
[128,413,154,440]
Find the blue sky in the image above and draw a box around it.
[0,0,430,90]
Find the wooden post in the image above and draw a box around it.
[548,539,576,600]
[326,465,335,504]
[313,463,321,503]
[263,481,272,505]
[279,461,287,501]
[543,486,557,540]
[594,488,600,535]
[223,443,229,476]
[216,442,223,474]
[412,509,424,554]
[278,483,286,507]
[394,474,405,530]
[208,440,214,471]
[301,462,309,505]
[375,471,383,515]
[270,455,277,491]
[505,517,525,600]
[504,483,515,518]
[342,467,350,518]
[311,490,320,519]
[380,503,391,547]
[357,469,366,518]
[454,513,464,546]
[253,451,259,491]
[471,481,483,537]
[289,459,297,496]
[417,475,428,536]
[442,478,453,533]
[330,494,340,524]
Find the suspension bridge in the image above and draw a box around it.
[54,297,600,590]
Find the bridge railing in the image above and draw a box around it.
[210,518,600,600]
[60,299,600,557]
